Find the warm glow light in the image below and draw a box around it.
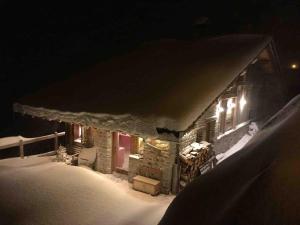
[239,95,247,112]
[216,101,224,118]
[291,64,298,69]
[147,139,169,150]
[227,98,236,112]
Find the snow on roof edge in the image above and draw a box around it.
[14,35,274,139]
[13,103,179,140]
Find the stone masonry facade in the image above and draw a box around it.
[179,103,217,151]
[93,129,113,174]
[90,127,177,194]
[128,141,177,194]
[140,142,177,194]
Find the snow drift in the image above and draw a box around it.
[0,155,173,225]
[159,94,300,225]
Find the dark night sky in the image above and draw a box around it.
[1,0,300,136]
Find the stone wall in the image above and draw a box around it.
[90,129,178,193]
[179,103,217,152]
[83,127,94,148]
[137,142,177,194]
[128,156,141,182]
[213,122,249,154]
[194,104,216,129]
[93,129,113,174]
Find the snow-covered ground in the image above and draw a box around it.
[0,154,174,225]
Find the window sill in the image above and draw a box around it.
[217,120,250,140]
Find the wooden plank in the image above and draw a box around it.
[0,141,20,150]
[23,132,65,145]
[19,139,24,159]
[0,132,65,150]
[133,175,160,185]
[133,175,160,195]
[54,132,58,151]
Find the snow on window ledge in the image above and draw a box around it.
[217,120,250,140]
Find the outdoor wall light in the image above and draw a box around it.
[227,98,236,112]
[240,95,247,112]
[216,101,224,118]
[291,63,298,69]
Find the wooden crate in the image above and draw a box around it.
[133,175,160,196]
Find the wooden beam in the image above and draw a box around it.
[0,132,65,150]
[54,132,58,151]
[19,139,24,159]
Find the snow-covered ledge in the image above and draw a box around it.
[216,122,258,164]
[217,120,250,140]
[13,103,177,140]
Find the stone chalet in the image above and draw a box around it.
[14,35,284,194]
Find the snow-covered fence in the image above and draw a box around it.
[0,132,65,158]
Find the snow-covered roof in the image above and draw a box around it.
[14,34,273,137]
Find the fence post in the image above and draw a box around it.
[19,139,24,159]
[54,132,58,152]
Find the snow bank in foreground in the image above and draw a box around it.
[0,155,174,225]
[159,94,300,225]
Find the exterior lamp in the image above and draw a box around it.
[291,64,298,70]
[216,101,224,118]
[227,98,236,112]
[240,95,247,112]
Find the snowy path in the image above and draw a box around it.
[0,155,174,225]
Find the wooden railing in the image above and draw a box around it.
[0,132,65,158]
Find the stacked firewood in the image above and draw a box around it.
[179,141,216,189]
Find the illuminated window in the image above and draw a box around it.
[216,100,224,119]
[74,124,83,143]
[137,137,144,154]
[239,95,247,112]
[225,98,236,131]
[237,86,249,124]
[146,139,170,150]
[217,97,237,134]
[217,100,226,134]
